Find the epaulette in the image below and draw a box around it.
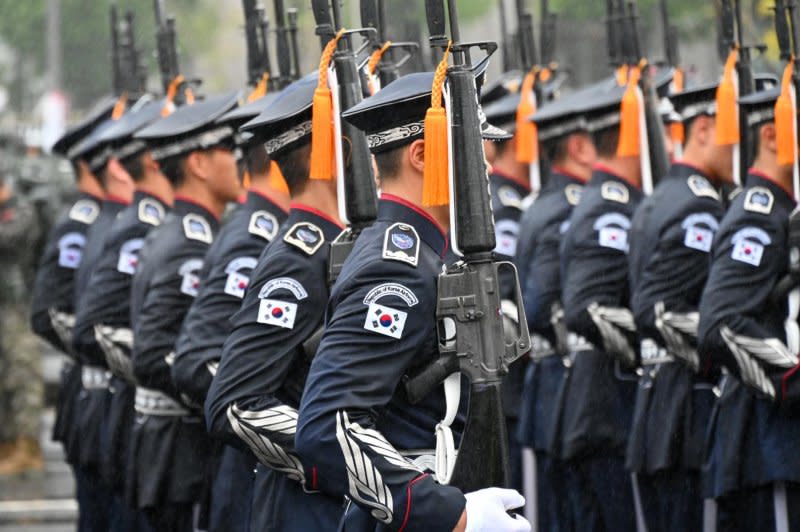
[382,222,420,267]
[743,186,774,215]
[138,198,165,226]
[183,213,213,244]
[498,186,523,209]
[283,222,324,255]
[248,210,279,241]
[601,181,629,204]
[564,184,583,206]
[69,199,100,224]
[687,175,720,201]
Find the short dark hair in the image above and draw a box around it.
[273,141,311,195]
[374,145,404,182]
[592,125,620,158]
[120,153,145,182]
[245,144,270,176]
[159,155,188,186]
[542,136,569,166]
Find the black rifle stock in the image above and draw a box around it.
[310,0,378,283]
[242,0,271,88]
[110,5,123,95]
[404,0,530,492]
[288,8,302,80]
[123,11,147,96]
[274,0,293,87]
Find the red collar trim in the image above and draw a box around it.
[250,188,289,214]
[138,189,171,206]
[174,194,220,222]
[81,191,105,201]
[593,163,640,189]
[748,168,794,198]
[551,166,588,183]
[491,168,532,191]
[674,160,708,175]
[380,193,448,240]
[290,202,344,229]
[105,194,130,205]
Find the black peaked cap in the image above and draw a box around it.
[51,95,119,157]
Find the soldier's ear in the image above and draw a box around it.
[184,151,211,181]
[408,139,426,176]
[761,123,777,154]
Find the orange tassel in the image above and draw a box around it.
[422,42,452,207]
[670,121,685,146]
[248,73,270,102]
[112,92,127,120]
[309,29,345,181]
[516,69,538,164]
[242,169,252,189]
[617,66,642,157]
[776,62,796,166]
[367,41,392,96]
[268,160,290,193]
[672,67,685,92]
[615,65,629,87]
[716,49,740,146]
[162,75,185,116]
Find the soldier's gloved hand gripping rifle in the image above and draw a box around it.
[404,0,530,492]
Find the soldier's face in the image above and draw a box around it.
[208,147,242,202]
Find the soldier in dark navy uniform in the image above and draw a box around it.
[514,85,602,532]
[625,84,731,532]
[127,92,243,532]
[294,71,530,532]
[552,85,647,532]
[67,110,137,532]
[172,93,289,532]
[70,99,174,532]
[204,73,348,532]
[698,87,800,531]
[29,97,117,532]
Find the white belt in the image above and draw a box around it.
[567,332,593,352]
[134,387,190,417]
[529,334,556,360]
[640,338,675,366]
[81,365,111,390]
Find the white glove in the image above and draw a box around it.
[464,488,530,532]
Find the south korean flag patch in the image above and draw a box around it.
[179,258,204,297]
[364,303,408,339]
[257,299,298,329]
[594,212,631,253]
[223,257,257,298]
[117,238,144,275]
[730,227,771,267]
[57,232,86,269]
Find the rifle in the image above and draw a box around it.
[310,0,378,283]
[659,0,680,69]
[110,5,123,95]
[288,8,302,80]
[123,11,148,96]
[274,0,294,88]
[404,0,530,492]
[498,0,514,72]
[620,1,670,194]
[515,0,539,71]
[242,0,273,89]
[540,0,557,67]
[360,0,419,88]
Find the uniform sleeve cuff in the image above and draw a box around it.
[396,474,465,532]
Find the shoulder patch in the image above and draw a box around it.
[681,213,719,253]
[256,277,307,330]
[744,187,774,215]
[687,175,720,201]
[363,283,420,307]
[730,226,772,267]
[564,184,583,206]
[494,219,520,257]
[593,212,631,253]
[138,198,165,226]
[248,210,279,241]
[223,256,258,298]
[57,232,86,269]
[183,214,213,244]
[498,186,523,209]
[69,199,100,224]
[283,222,324,255]
[117,238,145,275]
[178,258,204,297]
[382,223,420,267]
[601,181,630,204]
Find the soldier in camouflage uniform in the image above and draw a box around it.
[0,170,44,475]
